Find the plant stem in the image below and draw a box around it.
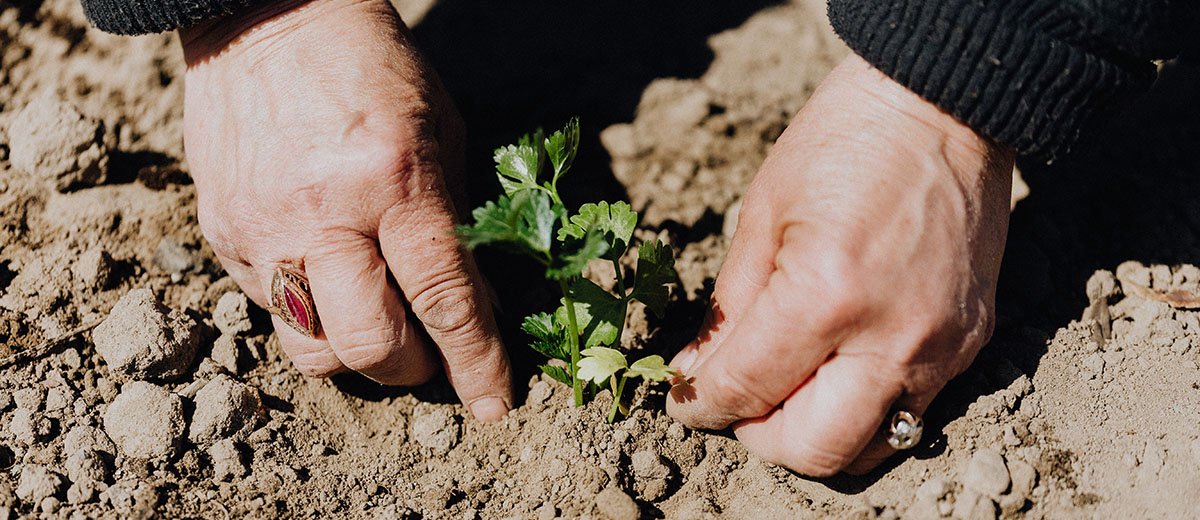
[559,278,583,406]
[611,256,627,298]
[607,374,629,423]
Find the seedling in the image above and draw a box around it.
[458,118,679,421]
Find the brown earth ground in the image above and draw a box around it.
[1,0,1199,518]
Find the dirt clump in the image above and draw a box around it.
[7,95,110,192]
[91,288,203,381]
[186,374,260,444]
[103,381,185,459]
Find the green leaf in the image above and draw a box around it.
[539,364,572,386]
[522,312,569,361]
[494,142,543,195]
[577,347,627,385]
[557,201,638,260]
[626,355,680,382]
[546,231,608,280]
[555,278,626,348]
[457,190,559,257]
[630,240,677,317]
[545,117,580,180]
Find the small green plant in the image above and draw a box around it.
[457,118,679,421]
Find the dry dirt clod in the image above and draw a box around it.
[411,407,460,455]
[1006,459,1038,500]
[630,450,674,501]
[8,95,109,192]
[66,479,100,504]
[103,381,185,459]
[62,424,115,455]
[188,374,261,445]
[951,488,998,520]
[594,486,639,520]
[154,238,203,279]
[210,334,241,374]
[9,408,53,445]
[92,288,203,381]
[213,292,252,336]
[208,439,248,481]
[65,449,109,484]
[74,247,117,290]
[962,449,1011,498]
[15,465,64,505]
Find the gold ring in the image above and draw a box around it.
[269,262,320,338]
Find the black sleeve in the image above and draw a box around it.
[80,0,265,35]
[827,1,1200,160]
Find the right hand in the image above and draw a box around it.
[178,0,513,421]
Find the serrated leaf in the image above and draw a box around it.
[557,201,638,261]
[546,231,608,280]
[494,142,543,195]
[577,347,627,385]
[522,312,569,361]
[626,355,679,382]
[539,364,572,386]
[630,240,677,317]
[457,190,558,256]
[555,278,626,348]
[545,117,580,180]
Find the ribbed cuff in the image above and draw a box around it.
[81,0,265,35]
[827,0,1154,160]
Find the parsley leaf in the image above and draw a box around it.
[539,364,572,386]
[630,240,677,317]
[457,190,558,257]
[577,347,627,385]
[522,312,569,362]
[546,230,608,280]
[494,142,543,195]
[545,117,580,181]
[555,278,626,348]
[626,355,679,382]
[557,201,638,259]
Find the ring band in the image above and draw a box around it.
[886,410,923,450]
[269,263,321,338]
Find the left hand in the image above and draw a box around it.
[666,54,1014,475]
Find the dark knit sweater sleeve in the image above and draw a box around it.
[80,0,266,35]
[827,1,1199,159]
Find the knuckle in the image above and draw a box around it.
[704,368,776,419]
[411,271,482,340]
[289,351,343,379]
[333,333,399,373]
[766,436,855,477]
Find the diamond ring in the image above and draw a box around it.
[886,410,923,450]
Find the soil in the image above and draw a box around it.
[2,0,1199,518]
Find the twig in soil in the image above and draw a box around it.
[0,320,101,369]
[1122,281,1200,309]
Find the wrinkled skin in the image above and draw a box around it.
[179,0,512,421]
[666,55,1014,476]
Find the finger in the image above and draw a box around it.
[305,236,438,386]
[667,248,852,430]
[670,197,776,373]
[732,354,903,477]
[379,190,513,422]
[213,253,267,306]
[844,387,937,475]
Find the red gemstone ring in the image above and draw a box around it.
[269,263,321,338]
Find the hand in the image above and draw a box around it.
[179,0,512,421]
[666,54,1014,475]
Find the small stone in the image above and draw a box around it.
[44,387,71,412]
[630,450,673,501]
[73,248,116,290]
[8,95,108,192]
[208,440,248,481]
[594,486,639,520]
[65,449,109,483]
[411,407,460,455]
[528,381,553,406]
[915,478,950,502]
[535,503,558,520]
[9,409,53,445]
[66,480,99,504]
[998,494,1027,516]
[15,465,64,504]
[1007,459,1038,499]
[38,496,60,514]
[188,375,261,445]
[92,288,203,381]
[210,334,242,373]
[103,381,185,459]
[213,292,252,336]
[962,449,1011,497]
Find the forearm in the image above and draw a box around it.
[828,0,1200,160]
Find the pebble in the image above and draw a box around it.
[92,288,203,381]
[73,248,116,290]
[411,408,460,455]
[188,375,261,445]
[15,465,64,505]
[103,381,185,459]
[528,381,553,406]
[211,334,242,374]
[7,95,109,191]
[915,478,950,502]
[213,292,253,336]
[630,450,673,501]
[208,440,248,481]
[594,486,639,520]
[962,449,1011,497]
[43,387,71,412]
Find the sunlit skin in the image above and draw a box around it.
[178,0,1014,473]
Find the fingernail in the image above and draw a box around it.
[468,396,509,423]
[672,347,699,375]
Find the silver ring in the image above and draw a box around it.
[886,410,923,450]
